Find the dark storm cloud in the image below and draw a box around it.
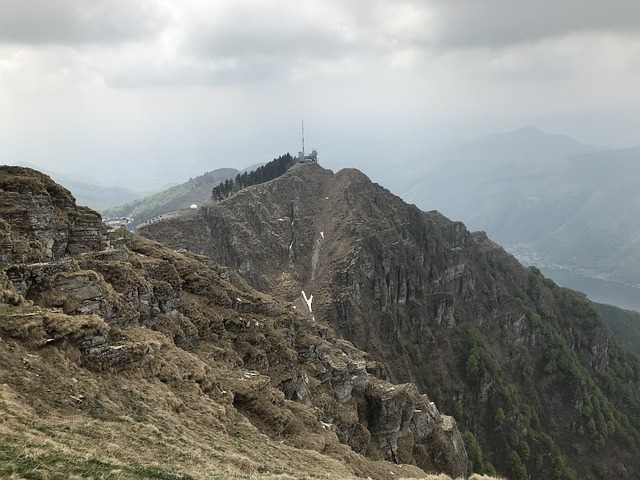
[422,0,640,49]
[0,0,169,45]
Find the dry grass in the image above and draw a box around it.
[0,310,441,480]
[0,227,511,480]
[469,475,507,480]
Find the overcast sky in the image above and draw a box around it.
[1,0,639,189]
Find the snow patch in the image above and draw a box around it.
[301,290,313,313]
[320,231,324,240]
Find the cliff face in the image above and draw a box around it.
[0,166,467,479]
[0,166,104,264]
[142,162,640,479]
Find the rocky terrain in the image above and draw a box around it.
[0,165,475,479]
[142,161,640,479]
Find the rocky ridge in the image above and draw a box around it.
[141,162,640,479]
[0,165,469,479]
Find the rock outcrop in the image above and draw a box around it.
[0,166,104,264]
[142,162,640,480]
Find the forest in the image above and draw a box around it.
[211,153,296,201]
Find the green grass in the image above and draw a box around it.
[0,443,195,480]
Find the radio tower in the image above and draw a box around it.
[301,120,305,158]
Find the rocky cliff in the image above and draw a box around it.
[0,166,104,263]
[142,162,640,479]
[0,165,470,479]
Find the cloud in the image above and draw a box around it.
[417,0,640,49]
[0,0,639,121]
[0,0,170,45]
[184,3,351,59]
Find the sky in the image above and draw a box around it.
[1,0,640,190]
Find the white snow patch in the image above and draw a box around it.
[301,290,313,313]
[320,231,324,240]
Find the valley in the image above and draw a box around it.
[538,267,640,313]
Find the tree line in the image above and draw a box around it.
[211,153,296,202]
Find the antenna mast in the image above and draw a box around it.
[301,120,305,157]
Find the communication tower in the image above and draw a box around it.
[298,120,318,163]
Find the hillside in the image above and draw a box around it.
[596,303,640,356]
[142,162,640,480]
[101,168,238,224]
[0,165,479,479]
[387,127,640,287]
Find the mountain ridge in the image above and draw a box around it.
[142,161,640,479]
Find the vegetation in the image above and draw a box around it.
[428,267,640,480]
[0,443,194,480]
[462,431,483,476]
[101,168,238,224]
[596,302,640,355]
[212,154,295,202]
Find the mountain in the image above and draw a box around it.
[596,303,640,356]
[100,168,239,224]
[385,127,640,288]
[142,161,640,480]
[0,166,480,479]
[8,162,145,210]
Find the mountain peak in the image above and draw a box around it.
[455,124,594,160]
[511,124,547,136]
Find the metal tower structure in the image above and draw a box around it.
[301,120,305,158]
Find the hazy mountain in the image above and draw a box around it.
[100,167,239,224]
[8,161,146,210]
[142,161,640,480]
[388,127,640,287]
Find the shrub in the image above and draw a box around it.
[593,462,608,478]
[495,407,506,425]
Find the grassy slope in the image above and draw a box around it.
[101,168,238,224]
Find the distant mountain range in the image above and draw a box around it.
[387,126,640,287]
[8,162,147,210]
